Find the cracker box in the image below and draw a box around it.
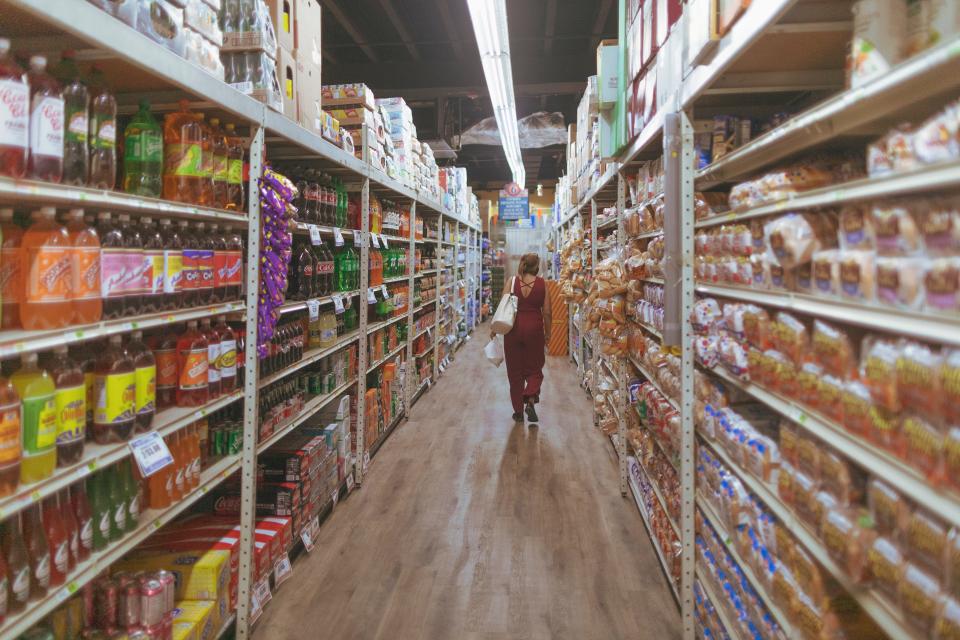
[322,83,376,110]
[113,550,230,602]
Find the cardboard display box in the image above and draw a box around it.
[266,0,295,53]
[323,83,376,110]
[294,0,323,67]
[277,46,297,118]
[295,49,322,132]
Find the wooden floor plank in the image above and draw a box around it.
[253,335,682,640]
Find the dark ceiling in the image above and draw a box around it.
[319,0,617,189]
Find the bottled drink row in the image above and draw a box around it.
[0,42,245,211]
[0,317,240,498]
[0,208,244,331]
[289,170,350,228]
[262,313,359,377]
[259,345,356,443]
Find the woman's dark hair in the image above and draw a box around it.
[519,253,540,276]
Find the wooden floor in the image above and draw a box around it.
[253,334,682,640]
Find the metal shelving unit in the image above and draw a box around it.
[0,2,483,637]
[553,3,960,639]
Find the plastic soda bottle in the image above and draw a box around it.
[41,497,67,587]
[21,505,50,597]
[0,208,23,329]
[92,335,136,444]
[107,464,125,540]
[127,331,156,433]
[201,318,221,399]
[20,207,71,330]
[147,441,172,509]
[122,458,139,532]
[11,353,56,484]
[0,39,29,179]
[140,216,164,313]
[27,56,63,183]
[0,515,30,613]
[222,225,243,301]
[0,377,19,497]
[48,345,85,466]
[56,52,89,186]
[122,100,162,198]
[176,320,209,407]
[69,343,95,436]
[215,316,237,394]
[197,114,214,206]
[97,212,127,319]
[208,118,229,208]
[163,101,203,204]
[151,330,178,410]
[179,220,198,308]
[69,483,93,562]
[65,208,101,324]
[223,123,244,211]
[208,223,224,303]
[58,489,78,571]
[87,66,116,189]
[194,222,215,305]
[87,472,109,551]
[118,213,142,316]
[159,218,183,310]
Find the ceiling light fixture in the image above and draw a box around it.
[466,0,525,189]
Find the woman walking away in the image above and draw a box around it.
[496,253,552,424]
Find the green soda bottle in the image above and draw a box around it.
[123,100,163,197]
[88,472,110,551]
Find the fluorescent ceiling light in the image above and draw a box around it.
[466,0,525,189]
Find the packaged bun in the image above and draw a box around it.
[934,596,960,640]
[765,213,822,269]
[868,536,906,601]
[873,202,923,256]
[903,415,945,482]
[798,362,825,407]
[946,351,960,425]
[900,562,943,635]
[811,320,855,378]
[817,374,845,424]
[790,544,826,602]
[897,341,944,421]
[945,428,960,493]
[868,479,909,538]
[812,250,840,296]
[920,199,960,256]
[820,450,863,506]
[838,249,876,301]
[906,509,950,576]
[876,256,927,310]
[863,338,902,413]
[840,205,876,250]
[773,312,809,365]
[924,257,960,313]
[840,380,873,437]
[822,508,875,582]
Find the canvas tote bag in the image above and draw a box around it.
[491,276,518,334]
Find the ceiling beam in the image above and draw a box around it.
[322,48,339,65]
[320,0,380,63]
[377,0,421,60]
[590,0,615,50]
[436,0,464,60]
[370,82,587,102]
[544,0,557,55]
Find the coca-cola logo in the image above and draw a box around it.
[214,495,241,512]
[41,101,63,131]
[0,85,27,119]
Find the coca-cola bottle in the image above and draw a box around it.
[140,216,164,313]
[87,66,117,190]
[0,38,29,179]
[209,223,226,303]
[223,225,243,302]
[27,55,64,183]
[292,243,314,300]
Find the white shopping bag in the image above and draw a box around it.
[484,336,504,367]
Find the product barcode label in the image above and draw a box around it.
[129,431,174,478]
[306,299,320,321]
[332,294,344,314]
[309,225,321,245]
[334,228,345,247]
[230,81,254,95]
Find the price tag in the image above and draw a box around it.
[331,488,339,508]
[371,233,380,248]
[426,327,432,338]
[346,472,355,492]
[333,228,345,247]
[332,294,344,314]
[250,592,263,625]
[311,516,321,538]
[306,299,320,321]
[308,225,321,245]
[367,289,378,304]
[231,81,254,95]
[380,285,388,299]
[363,451,370,474]
[254,577,272,605]
[380,234,389,247]
[300,529,313,553]
[274,554,293,586]
[129,431,174,478]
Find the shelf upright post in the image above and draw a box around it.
[433,213,442,381]
[236,119,265,640]
[664,112,696,640]
[616,173,628,496]
[405,199,417,407]
[356,126,371,486]
[589,200,598,401]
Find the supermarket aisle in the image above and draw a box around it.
[253,334,681,640]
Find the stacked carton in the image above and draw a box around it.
[376,97,416,187]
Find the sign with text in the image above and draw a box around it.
[498,182,529,221]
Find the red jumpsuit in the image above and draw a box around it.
[504,276,546,414]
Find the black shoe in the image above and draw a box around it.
[512,412,524,423]
[525,402,538,423]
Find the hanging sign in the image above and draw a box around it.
[380,234,389,247]
[498,182,529,221]
[309,225,322,245]
[332,294,344,314]
[334,228,345,247]
[371,233,381,248]
[274,554,293,586]
[367,289,378,304]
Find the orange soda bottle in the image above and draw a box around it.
[0,208,23,329]
[0,376,20,497]
[162,101,203,204]
[20,206,72,330]
[64,208,102,324]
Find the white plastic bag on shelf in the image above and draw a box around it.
[484,336,504,367]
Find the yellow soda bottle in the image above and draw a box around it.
[11,353,57,483]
